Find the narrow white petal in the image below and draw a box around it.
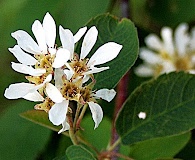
[52,48,70,68]
[43,12,56,48]
[83,66,109,75]
[23,91,44,102]
[32,20,47,53]
[44,74,52,83]
[58,120,70,134]
[11,30,41,54]
[175,23,189,56]
[80,26,98,59]
[87,42,122,67]
[140,48,162,64]
[48,48,57,55]
[46,83,64,103]
[74,26,87,43]
[145,34,163,51]
[87,101,103,129]
[64,69,74,80]
[59,26,74,59]
[54,68,64,89]
[161,27,174,55]
[11,62,46,76]
[4,83,36,99]
[49,100,69,125]
[161,61,176,74]
[134,65,154,77]
[94,89,116,102]
[189,70,195,74]
[82,75,90,84]
[189,27,195,50]
[8,45,37,65]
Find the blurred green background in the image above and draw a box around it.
[0,0,195,159]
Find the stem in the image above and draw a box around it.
[73,103,82,130]
[107,138,121,152]
[76,104,88,129]
[67,114,78,145]
[110,1,130,159]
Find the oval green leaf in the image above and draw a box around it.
[66,145,96,160]
[75,14,139,89]
[129,132,190,160]
[116,72,195,145]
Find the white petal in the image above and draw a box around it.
[23,91,44,102]
[175,23,189,56]
[11,30,41,54]
[161,27,174,55]
[8,45,37,65]
[32,20,47,53]
[52,48,70,68]
[58,120,70,134]
[87,101,103,129]
[83,66,109,75]
[80,26,98,59]
[64,69,74,80]
[54,68,64,89]
[82,75,90,84]
[189,27,195,50]
[43,12,56,48]
[161,61,176,74]
[74,26,87,43]
[139,48,162,64]
[94,89,116,102]
[189,70,195,74]
[48,48,57,55]
[44,74,52,83]
[59,26,74,59]
[49,100,69,125]
[87,42,122,67]
[4,83,36,99]
[134,65,154,77]
[145,34,163,51]
[46,83,64,103]
[11,62,46,76]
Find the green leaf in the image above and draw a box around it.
[80,115,111,151]
[0,100,51,160]
[20,110,69,136]
[129,132,190,160]
[116,72,195,145]
[66,145,96,160]
[76,14,139,90]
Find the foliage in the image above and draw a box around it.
[1,0,195,159]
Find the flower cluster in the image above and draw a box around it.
[135,23,195,77]
[4,13,122,133]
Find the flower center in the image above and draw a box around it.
[60,80,81,101]
[80,86,92,103]
[68,54,89,79]
[34,97,54,112]
[35,53,55,73]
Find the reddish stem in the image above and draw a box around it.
[110,72,130,156]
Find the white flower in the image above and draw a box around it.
[135,23,195,77]
[9,12,71,77]
[52,26,87,68]
[11,12,56,55]
[46,76,116,132]
[61,26,123,80]
[4,74,52,102]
